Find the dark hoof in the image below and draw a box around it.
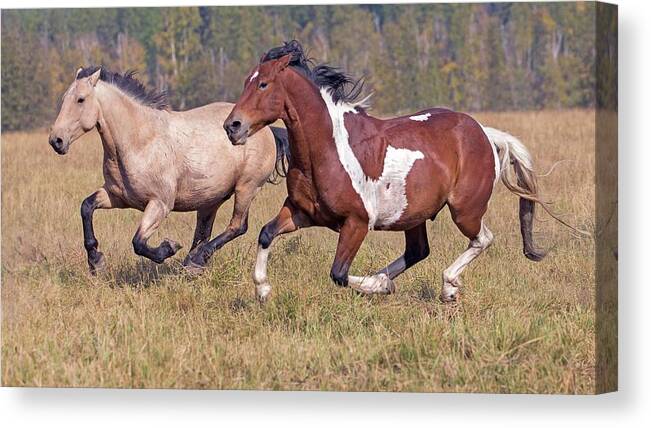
[182,256,206,276]
[524,249,546,262]
[88,252,106,275]
[151,239,182,264]
[162,238,183,255]
[182,242,207,272]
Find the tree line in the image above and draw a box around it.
[1,3,597,131]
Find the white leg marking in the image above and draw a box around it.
[253,244,271,301]
[348,273,395,295]
[441,222,494,302]
[409,113,431,121]
[320,88,424,229]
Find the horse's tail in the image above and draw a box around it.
[483,126,584,262]
[268,126,291,184]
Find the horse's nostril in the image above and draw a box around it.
[55,137,63,144]
[231,120,241,130]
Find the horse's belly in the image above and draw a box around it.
[173,179,234,211]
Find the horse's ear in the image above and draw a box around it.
[88,69,101,87]
[272,54,292,75]
[75,67,83,79]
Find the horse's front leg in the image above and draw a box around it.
[252,198,312,302]
[81,187,124,274]
[331,217,396,295]
[132,199,181,264]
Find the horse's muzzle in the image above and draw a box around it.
[49,136,69,155]
[224,118,249,145]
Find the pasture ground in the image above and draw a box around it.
[1,110,596,393]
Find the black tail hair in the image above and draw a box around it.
[268,126,291,184]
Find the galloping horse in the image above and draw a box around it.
[49,66,288,273]
[210,40,561,303]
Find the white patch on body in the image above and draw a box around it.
[249,70,259,82]
[409,113,431,121]
[320,88,424,229]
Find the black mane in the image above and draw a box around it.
[261,40,366,105]
[76,66,169,110]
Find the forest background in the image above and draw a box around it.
[1,2,601,131]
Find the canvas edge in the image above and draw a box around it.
[594,0,618,395]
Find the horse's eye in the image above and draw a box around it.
[77,97,85,104]
[258,82,268,90]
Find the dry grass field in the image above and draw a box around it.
[1,110,596,393]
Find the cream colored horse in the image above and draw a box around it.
[49,66,288,274]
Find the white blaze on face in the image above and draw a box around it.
[320,88,424,229]
[249,70,259,82]
[409,113,431,122]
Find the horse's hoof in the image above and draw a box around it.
[256,282,272,303]
[439,284,460,304]
[182,258,206,276]
[382,275,396,294]
[162,239,183,255]
[88,252,106,275]
[148,239,183,264]
[354,274,395,295]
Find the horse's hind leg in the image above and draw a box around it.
[348,222,430,294]
[184,183,259,272]
[181,204,220,269]
[189,205,221,252]
[81,187,123,274]
[377,222,430,279]
[132,199,181,264]
[441,205,494,303]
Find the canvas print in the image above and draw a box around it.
[1,2,617,393]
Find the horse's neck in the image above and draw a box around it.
[281,75,337,176]
[95,83,162,160]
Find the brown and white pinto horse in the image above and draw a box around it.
[213,41,549,303]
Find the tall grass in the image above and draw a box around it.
[1,110,596,393]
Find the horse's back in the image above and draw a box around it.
[404,109,496,218]
[360,108,495,229]
[166,102,276,211]
[170,102,233,129]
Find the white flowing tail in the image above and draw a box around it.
[483,127,539,200]
[482,126,586,261]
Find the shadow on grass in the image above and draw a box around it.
[109,259,184,289]
[416,281,438,301]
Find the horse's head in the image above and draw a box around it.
[224,54,292,145]
[48,67,102,155]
